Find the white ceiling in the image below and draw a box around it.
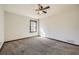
[4,4,78,19]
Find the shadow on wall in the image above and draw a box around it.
[40,27,46,37]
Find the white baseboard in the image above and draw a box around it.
[40,35,79,46]
[46,37,79,46]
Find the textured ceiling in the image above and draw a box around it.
[4,4,78,19]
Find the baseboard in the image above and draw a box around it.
[5,35,39,43]
[45,37,79,47]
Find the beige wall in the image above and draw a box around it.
[0,5,4,48]
[5,12,38,41]
[40,5,79,45]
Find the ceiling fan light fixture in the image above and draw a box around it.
[37,11,43,15]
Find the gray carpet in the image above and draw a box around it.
[0,36,79,55]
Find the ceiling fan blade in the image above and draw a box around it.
[42,11,47,13]
[38,4,43,9]
[43,6,50,10]
[35,5,50,11]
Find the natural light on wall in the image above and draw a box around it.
[40,27,46,37]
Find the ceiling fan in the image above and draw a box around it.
[35,4,50,14]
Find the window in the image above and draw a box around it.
[30,20,37,33]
